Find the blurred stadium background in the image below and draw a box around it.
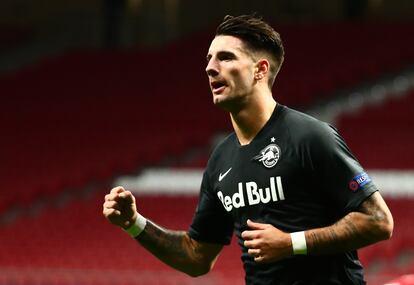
[1,0,414,284]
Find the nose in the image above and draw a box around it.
[206,59,219,77]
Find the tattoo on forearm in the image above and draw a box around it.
[308,226,339,252]
[307,193,390,255]
[342,215,358,239]
[359,194,386,223]
[137,220,192,262]
[328,227,338,243]
[309,232,321,249]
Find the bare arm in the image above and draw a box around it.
[136,220,223,277]
[306,191,394,254]
[242,191,393,262]
[103,186,223,277]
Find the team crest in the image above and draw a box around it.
[252,143,281,168]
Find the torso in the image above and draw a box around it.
[190,104,376,284]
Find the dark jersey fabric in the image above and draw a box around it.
[189,104,377,285]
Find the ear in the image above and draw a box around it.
[254,59,270,81]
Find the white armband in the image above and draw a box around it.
[290,231,307,255]
[123,214,147,238]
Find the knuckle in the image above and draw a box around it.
[106,194,116,201]
[111,186,124,193]
[103,209,113,218]
[108,208,117,215]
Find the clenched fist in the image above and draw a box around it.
[103,186,138,229]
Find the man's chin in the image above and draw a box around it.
[213,96,234,112]
[213,94,227,106]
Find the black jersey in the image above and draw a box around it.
[188,104,377,285]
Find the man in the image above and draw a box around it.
[103,15,393,284]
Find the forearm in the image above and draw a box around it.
[103,188,220,276]
[305,193,393,255]
[135,220,217,277]
[306,213,385,254]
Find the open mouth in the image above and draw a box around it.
[211,80,227,94]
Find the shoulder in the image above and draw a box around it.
[281,106,337,145]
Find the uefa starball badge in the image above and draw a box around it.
[349,172,372,192]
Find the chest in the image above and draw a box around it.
[212,137,309,214]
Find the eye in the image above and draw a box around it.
[218,51,236,62]
[220,54,234,61]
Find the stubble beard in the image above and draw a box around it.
[213,91,249,114]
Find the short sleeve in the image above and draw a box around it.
[188,171,234,245]
[306,123,378,213]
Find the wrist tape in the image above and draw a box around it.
[290,231,307,255]
[123,214,147,238]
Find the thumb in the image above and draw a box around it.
[247,219,269,230]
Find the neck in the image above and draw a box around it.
[230,90,276,146]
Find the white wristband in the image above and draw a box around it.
[290,231,307,255]
[123,214,147,238]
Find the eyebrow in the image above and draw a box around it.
[206,50,237,62]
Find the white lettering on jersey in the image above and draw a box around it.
[246,181,261,205]
[217,176,285,212]
[217,183,245,212]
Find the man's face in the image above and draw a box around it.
[206,35,257,110]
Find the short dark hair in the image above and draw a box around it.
[216,14,285,87]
